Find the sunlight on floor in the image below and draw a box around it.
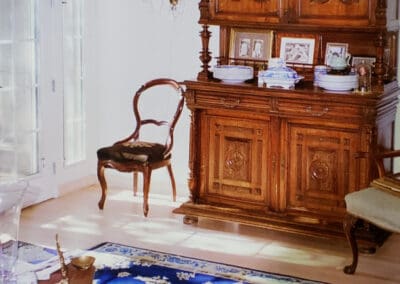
[40,214,104,236]
[19,186,400,284]
[108,190,187,207]
[35,190,348,266]
[259,242,346,267]
[180,232,266,256]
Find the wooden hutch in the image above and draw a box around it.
[173,0,400,243]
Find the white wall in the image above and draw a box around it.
[84,1,219,196]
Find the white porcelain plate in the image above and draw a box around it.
[319,80,357,91]
[220,79,249,83]
[318,74,358,91]
[213,65,254,83]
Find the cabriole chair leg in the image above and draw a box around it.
[167,164,177,202]
[343,213,359,274]
[97,163,107,210]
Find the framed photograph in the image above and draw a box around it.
[276,33,318,65]
[229,28,273,61]
[351,56,376,68]
[325,42,349,65]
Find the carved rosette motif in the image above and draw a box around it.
[309,151,337,193]
[310,160,330,182]
[224,141,248,180]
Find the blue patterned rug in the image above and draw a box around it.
[89,242,326,284]
[18,241,327,283]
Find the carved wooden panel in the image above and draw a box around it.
[209,0,281,24]
[287,124,361,214]
[292,0,374,26]
[204,114,270,208]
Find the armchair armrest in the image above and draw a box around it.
[375,150,400,178]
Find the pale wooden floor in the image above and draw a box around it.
[20,184,400,284]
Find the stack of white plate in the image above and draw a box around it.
[213,65,254,83]
[319,74,358,91]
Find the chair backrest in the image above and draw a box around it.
[375,150,400,180]
[117,78,185,156]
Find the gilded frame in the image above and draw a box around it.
[229,28,273,61]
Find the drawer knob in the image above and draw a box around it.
[305,106,329,116]
[220,98,240,108]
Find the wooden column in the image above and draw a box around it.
[197,24,212,81]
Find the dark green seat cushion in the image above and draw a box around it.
[97,141,168,163]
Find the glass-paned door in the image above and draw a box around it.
[1,0,90,205]
[0,0,38,180]
[62,0,85,166]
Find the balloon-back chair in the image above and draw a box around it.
[96,78,185,217]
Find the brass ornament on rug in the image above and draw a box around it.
[55,234,96,284]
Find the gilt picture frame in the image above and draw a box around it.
[276,33,318,65]
[229,28,273,61]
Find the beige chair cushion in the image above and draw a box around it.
[345,187,400,233]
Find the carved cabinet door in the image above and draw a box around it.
[290,0,374,26]
[286,123,363,216]
[203,114,271,211]
[209,0,281,24]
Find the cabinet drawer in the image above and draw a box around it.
[194,92,273,113]
[209,0,280,23]
[293,0,373,26]
[277,99,375,121]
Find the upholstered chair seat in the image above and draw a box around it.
[97,142,168,164]
[345,188,400,233]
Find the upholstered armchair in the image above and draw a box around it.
[343,150,400,274]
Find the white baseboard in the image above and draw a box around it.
[58,175,98,197]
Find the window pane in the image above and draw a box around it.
[0,0,12,40]
[0,0,38,179]
[14,0,35,40]
[63,0,85,165]
[0,44,12,87]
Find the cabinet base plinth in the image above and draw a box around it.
[173,201,390,248]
